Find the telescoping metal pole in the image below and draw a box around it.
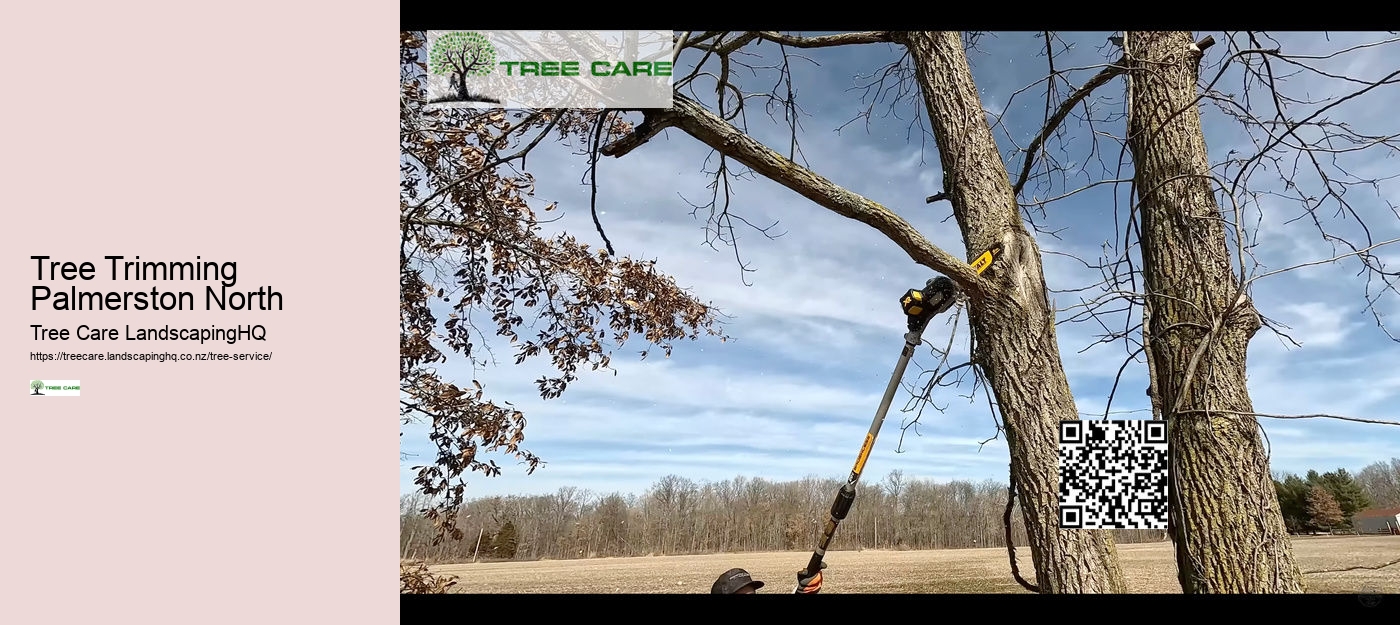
[792,243,1001,594]
[793,276,958,592]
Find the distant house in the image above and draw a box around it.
[1354,506,1400,535]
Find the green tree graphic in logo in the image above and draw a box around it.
[31,380,44,395]
[429,31,502,105]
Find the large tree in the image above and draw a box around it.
[900,31,1128,593]
[1119,30,1400,591]
[1305,486,1344,531]
[1307,469,1374,526]
[603,31,1127,593]
[1122,31,1303,593]
[1274,474,1312,533]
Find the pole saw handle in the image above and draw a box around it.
[791,274,969,595]
[794,560,828,594]
[799,552,824,581]
[795,483,854,592]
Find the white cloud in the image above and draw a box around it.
[1248,339,1400,413]
[563,360,885,417]
[1270,302,1361,349]
[401,389,1012,498]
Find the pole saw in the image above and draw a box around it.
[794,243,1002,593]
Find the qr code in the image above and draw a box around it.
[1058,419,1169,530]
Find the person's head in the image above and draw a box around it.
[711,568,764,594]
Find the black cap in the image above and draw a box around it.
[711,568,764,594]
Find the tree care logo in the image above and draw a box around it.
[29,379,80,396]
[419,30,674,109]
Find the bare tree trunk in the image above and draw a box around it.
[402,528,415,560]
[894,31,1126,594]
[1123,30,1304,593]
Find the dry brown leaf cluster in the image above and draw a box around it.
[400,559,459,594]
[399,32,726,544]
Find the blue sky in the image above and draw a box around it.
[400,32,1400,502]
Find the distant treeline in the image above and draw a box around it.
[400,472,1061,563]
[1275,461,1400,533]
[400,459,1400,564]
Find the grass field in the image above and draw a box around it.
[429,535,1399,593]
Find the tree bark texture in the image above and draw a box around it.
[1123,30,1304,593]
[896,31,1127,593]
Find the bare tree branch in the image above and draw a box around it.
[1246,237,1400,284]
[1004,475,1041,593]
[755,31,896,48]
[1010,56,1128,198]
[1303,556,1400,574]
[601,94,993,297]
[1101,346,1147,420]
[1181,410,1400,427]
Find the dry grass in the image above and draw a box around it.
[428,535,1400,593]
